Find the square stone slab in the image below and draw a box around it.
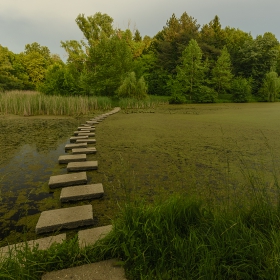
[78,225,112,248]
[76,139,96,144]
[77,132,95,137]
[80,128,95,132]
[35,205,94,234]
[67,161,98,172]
[0,234,66,258]
[74,130,90,135]
[58,154,87,164]
[72,148,97,154]
[70,136,88,143]
[60,183,104,202]
[48,172,87,188]
[41,259,127,280]
[65,143,87,150]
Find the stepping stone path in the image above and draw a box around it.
[76,139,96,144]
[70,136,89,142]
[35,205,94,234]
[1,108,123,278]
[60,183,104,202]
[49,172,87,188]
[67,161,98,171]
[65,143,87,150]
[77,132,95,137]
[72,147,97,154]
[58,154,87,164]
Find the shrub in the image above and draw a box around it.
[231,77,252,103]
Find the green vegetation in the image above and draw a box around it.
[0,91,112,115]
[2,191,280,279]
[1,104,280,279]
[1,12,280,102]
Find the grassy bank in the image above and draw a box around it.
[1,192,280,279]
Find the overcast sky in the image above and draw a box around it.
[1,0,279,60]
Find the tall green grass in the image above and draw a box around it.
[119,95,169,109]
[1,192,280,279]
[0,91,112,116]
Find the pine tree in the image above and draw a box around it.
[212,46,233,95]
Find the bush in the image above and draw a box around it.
[193,86,218,103]
[169,93,186,104]
[231,77,252,103]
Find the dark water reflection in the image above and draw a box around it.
[0,117,82,245]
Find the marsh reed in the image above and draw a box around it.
[119,96,169,109]
[0,91,112,116]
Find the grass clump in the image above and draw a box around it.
[107,195,280,279]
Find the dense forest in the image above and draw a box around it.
[1,12,280,103]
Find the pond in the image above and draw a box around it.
[2,103,280,247]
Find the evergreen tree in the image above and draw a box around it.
[212,46,233,95]
[176,39,205,100]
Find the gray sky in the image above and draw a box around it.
[1,0,279,60]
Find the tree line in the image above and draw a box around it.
[1,12,280,103]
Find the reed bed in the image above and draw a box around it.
[119,96,169,109]
[0,91,112,116]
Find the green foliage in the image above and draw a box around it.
[75,12,114,46]
[38,63,80,95]
[117,72,148,99]
[258,71,280,102]
[176,39,206,100]
[0,45,23,91]
[211,46,233,95]
[240,33,279,93]
[193,85,218,103]
[231,77,252,102]
[85,34,134,96]
[169,93,186,104]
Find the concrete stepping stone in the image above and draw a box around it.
[78,225,112,248]
[67,161,98,171]
[60,183,104,202]
[65,143,87,150]
[35,205,94,234]
[74,130,90,135]
[70,136,88,143]
[49,172,87,188]
[41,259,127,280]
[77,132,95,136]
[80,128,95,132]
[0,234,66,258]
[86,121,98,125]
[76,139,96,144]
[72,147,97,154]
[58,154,86,164]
